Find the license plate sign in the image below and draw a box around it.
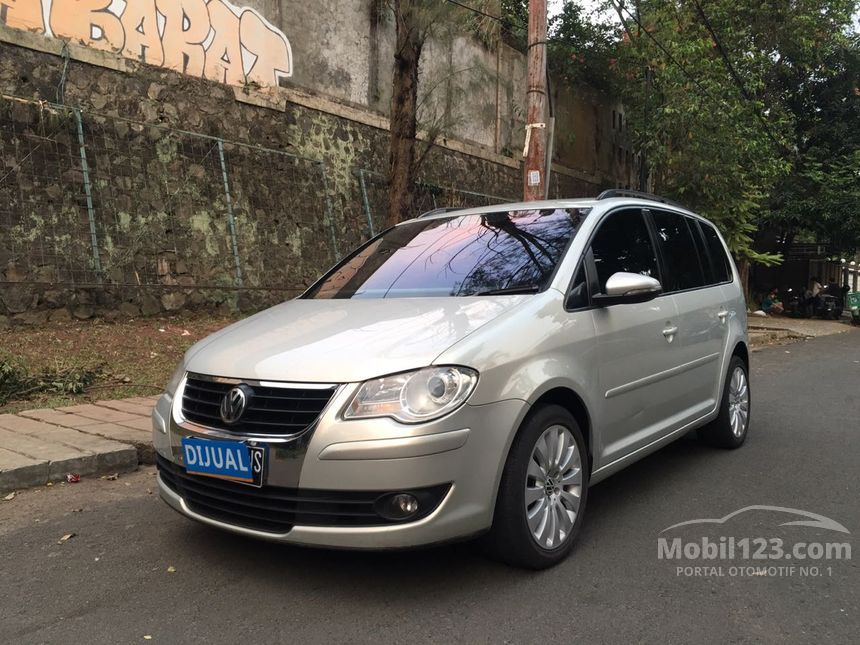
[180,437,265,487]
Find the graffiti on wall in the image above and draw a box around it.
[0,0,293,87]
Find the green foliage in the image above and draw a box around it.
[765,28,860,254]
[500,0,529,50]
[501,0,618,90]
[547,1,618,91]
[614,0,859,262]
[0,357,103,406]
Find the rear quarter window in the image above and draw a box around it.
[701,223,733,283]
[651,210,707,291]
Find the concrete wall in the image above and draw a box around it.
[0,1,632,323]
[0,0,629,178]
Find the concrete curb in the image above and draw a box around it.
[749,328,801,349]
[0,397,159,494]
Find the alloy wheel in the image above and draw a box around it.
[524,424,583,549]
[728,366,750,438]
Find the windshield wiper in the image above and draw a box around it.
[472,285,541,296]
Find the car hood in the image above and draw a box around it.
[184,296,530,383]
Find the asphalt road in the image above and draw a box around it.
[2,332,859,644]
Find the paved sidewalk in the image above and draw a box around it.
[0,396,158,494]
[748,316,856,349]
[749,315,855,338]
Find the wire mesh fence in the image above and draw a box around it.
[0,98,99,285]
[0,95,339,294]
[356,168,517,237]
[1,94,526,305]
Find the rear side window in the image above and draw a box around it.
[689,220,715,284]
[651,210,706,291]
[701,223,733,283]
[590,209,660,293]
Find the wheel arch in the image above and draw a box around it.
[528,386,594,473]
[732,340,749,367]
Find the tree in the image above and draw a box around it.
[386,1,430,230]
[613,0,793,272]
[764,28,860,256]
[611,0,859,300]
[384,0,498,229]
[501,0,618,91]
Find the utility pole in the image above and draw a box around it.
[523,0,548,201]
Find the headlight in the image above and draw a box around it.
[164,363,186,396]
[344,366,478,423]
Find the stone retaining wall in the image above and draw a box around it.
[0,32,606,325]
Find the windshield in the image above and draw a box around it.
[305,208,587,299]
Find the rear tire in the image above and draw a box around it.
[699,356,750,449]
[484,405,588,569]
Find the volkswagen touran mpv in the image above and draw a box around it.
[153,191,750,568]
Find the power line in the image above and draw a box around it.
[447,0,789,154]
[609,0,790,154]
[444,0,505,24]
[444,0,530,44]
[609,1,724,107]
[691,0,787,152]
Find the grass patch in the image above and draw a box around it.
[0,358,104,406]
[0,312,239,413]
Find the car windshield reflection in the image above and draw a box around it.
[305,208,588,299]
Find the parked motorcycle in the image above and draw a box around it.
[782,287,807,318]
[782,285,840,319]
[816,291,841,319]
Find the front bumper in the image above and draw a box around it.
[152,384,528,549]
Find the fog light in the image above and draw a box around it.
[394,493,418,514]
[376,492,420,520]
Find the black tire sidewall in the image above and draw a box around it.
[489,404,589,569]
[702,355,750,448]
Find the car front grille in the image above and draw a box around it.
[180,375,337,436]
[157,455,451,533]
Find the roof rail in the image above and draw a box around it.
[596,189,684,209]
[417,207,462,218]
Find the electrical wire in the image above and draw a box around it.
[445,0,790,154]
[691,0,788,153]
[609,0,790,154]
[444,0,507,23]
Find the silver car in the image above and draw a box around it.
[153,192,750,568]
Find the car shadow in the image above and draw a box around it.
[170,433,718,590]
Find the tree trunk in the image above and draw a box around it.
[385,1,422,229]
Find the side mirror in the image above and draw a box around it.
[592,272,662,307]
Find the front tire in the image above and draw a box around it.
[699,356,750,449]
[485,405,588,569]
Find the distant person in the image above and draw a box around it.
[807,276,823,314]
[761,289,784,315]
[811,276,823,298]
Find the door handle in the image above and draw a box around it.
[717,309,729,323]
[662,325,678,342]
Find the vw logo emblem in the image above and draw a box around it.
[220,385,250,424]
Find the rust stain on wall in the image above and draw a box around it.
[0,0,293,87]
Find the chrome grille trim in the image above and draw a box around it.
[178,373,339,438]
